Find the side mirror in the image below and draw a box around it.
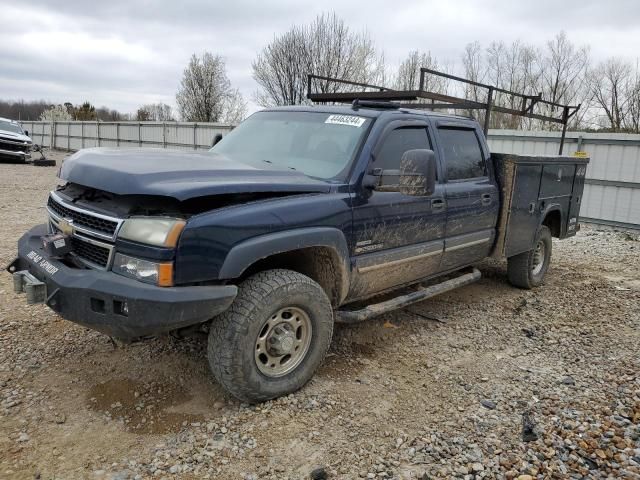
[211,133,223,147]
[24,130,29,137]
[399,149,437,196]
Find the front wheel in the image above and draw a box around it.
[207,269,334,403]
[507,225,552,289]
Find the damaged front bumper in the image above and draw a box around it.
[0,137,31,161]
[0,148,30,161]
[7,225,237,340]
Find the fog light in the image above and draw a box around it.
[112,253,173,286]
[114,300,129,316]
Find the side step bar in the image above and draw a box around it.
[335,268,481,324]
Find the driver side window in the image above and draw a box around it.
[375,126,432,185]
[376,127,431,170]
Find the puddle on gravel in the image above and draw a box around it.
[87,378,204,434]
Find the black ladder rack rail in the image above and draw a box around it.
[306,69,580,155]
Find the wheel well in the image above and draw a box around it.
[542,210,562,238]
[239,247,347,307]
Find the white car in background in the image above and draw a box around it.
[0,117,32,162]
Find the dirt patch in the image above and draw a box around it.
[87,378,203,435]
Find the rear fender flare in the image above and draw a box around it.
[539,204,564,238]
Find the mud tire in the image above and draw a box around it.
[507,225,552,289]
[207,269,333,403]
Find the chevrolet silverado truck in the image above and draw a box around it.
[0,117,32,162]
[7,103,589,402]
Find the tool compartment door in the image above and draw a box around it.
[540,164,576,199]
[504,164,543,258]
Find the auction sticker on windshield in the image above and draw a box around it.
[325,115,366,127]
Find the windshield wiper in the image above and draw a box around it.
[262,159,297,171]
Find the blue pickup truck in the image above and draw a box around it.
[7,103,588,402]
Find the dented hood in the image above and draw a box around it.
[59,148,331,201]
[0,130,31,143]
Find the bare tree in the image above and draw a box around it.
[459,32,593,131]
[252,29,307,106]
[176,53,247,123]
[484,41,543,129]
[0,100,122,121]
[462,42,484,91]
[626,61,640,133]
[0,100,52,121]
[461,41,487,121]
[532,32,590,129]
[541,32,589,108]
[394,50,449,93]
[137,103,175,121]
[222,89,248,124]
[588,58,639,132]
[136,107,151,121]
[252,12,384,107]
[96,107,126,121]
[151,103,174,122]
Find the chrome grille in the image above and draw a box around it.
[46,191,121,270]
[47,194,119,236]
[0,140,27,152]
[70,236,111,268]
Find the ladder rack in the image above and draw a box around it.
[306,69,580,155]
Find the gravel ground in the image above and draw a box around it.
[0,150,639,480]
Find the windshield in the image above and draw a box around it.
[210,111,372,180]
[0,120,24,135]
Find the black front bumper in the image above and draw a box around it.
[8,225,237,340]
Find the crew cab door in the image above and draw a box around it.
[347,121,446,300]
[435,123,498,269]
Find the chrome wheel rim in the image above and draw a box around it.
[254,307,312,377]
[531,240,545,276]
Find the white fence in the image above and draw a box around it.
[19,121,640,229]
[20,121,234,151]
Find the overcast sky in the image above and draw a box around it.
[1,0,639,116]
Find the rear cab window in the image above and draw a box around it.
[438,127,486,181]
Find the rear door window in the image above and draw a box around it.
[438,128,486,180]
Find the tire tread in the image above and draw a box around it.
[208,269,333,403]
[507,225,552,289]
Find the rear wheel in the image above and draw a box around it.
[207,269,333,403]
[507,225,552,289]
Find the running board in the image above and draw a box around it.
[335,268,481,324]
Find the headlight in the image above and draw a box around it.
[112,253,174,286]
[118,217,185,247]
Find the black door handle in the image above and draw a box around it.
[481,193,492,206]
[431,198,445,212]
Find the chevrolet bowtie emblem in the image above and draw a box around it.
[58,218,74,236]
